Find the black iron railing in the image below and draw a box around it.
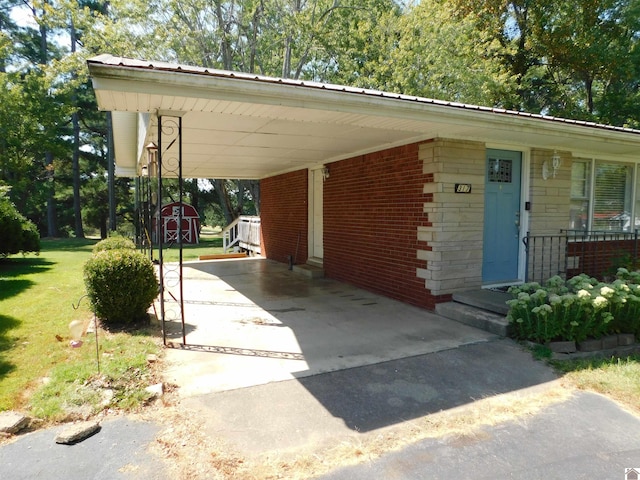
[523,230,639,283]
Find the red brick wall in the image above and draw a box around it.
[260,170,308,264]
[567,239,637,280]
[324,143,438,309]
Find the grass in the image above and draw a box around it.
[0,229,225,422]
[29,327,160,420]
[0,238,96,412]
[150,227,225,262]
[551,354,640,414]
[0,238,162,421]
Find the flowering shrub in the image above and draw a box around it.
[507,270,640,343]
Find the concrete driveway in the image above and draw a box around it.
[160,257,497,397]
[6,257,635,479]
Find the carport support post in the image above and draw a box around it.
[157,117,166,345]
[156,114,186,346]
[178,116,185,344]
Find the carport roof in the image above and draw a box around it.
[87,54,640,179]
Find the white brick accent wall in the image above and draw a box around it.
[418,139,485,295]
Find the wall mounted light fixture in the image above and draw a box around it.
[322,166,330,181]
[542,150,562,180]
[146,142,158,177]
[551,150,561,176]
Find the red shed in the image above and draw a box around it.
[153,202,200,244]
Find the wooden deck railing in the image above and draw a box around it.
[222,216,261,255]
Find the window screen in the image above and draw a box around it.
[570,160,590,231]
[593,162,632,231]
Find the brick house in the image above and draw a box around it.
[88,55,640,311]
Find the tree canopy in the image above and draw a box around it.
[1,0,638,239]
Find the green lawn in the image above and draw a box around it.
[0,239,98,412]
[552,354,640,414]
[0,233,225,420]
[152,232,224,262]
[3,236,639,424]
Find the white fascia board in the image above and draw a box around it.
[90,62,640,157]
[115,165,137,177]
[92,65,640,146]
[136,112,152,170]
[111,111,138,177]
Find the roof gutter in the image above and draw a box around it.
[87,55,640,163]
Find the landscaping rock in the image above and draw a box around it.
[146,354,158,363]
[618,333,635,346]
[55,421,100,445]
[145,383,164,400]
[0,412,29,435]
[100,388,115,407]
[602,335,619,350]
[578,338,603,352]
[547,340,576,353]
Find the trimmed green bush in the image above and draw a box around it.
[92,236,136,254]
[84,249,158,325]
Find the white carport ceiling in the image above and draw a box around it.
[87,55,640,179]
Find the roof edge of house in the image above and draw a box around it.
[87,54,640,138]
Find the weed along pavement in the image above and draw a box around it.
[2,258,640,479]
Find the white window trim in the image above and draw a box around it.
[577,158,639,232]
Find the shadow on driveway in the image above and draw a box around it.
[161,257,557,452]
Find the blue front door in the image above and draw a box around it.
[482,149,522,284]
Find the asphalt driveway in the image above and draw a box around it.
[2,257,639,479]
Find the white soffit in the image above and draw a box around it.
[88,55,640,179]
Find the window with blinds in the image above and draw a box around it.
[570,160,589,231]
[593,162,632,230]
[570,160,635,232]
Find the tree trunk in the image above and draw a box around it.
[39,4,57,237]
[107,112,116,231]
[70,19,84,238]
[214,0,233,69]
[248,180,260,215]
[213,179,235,225]
[45,152,58,237]
[585,76,594,114]
[248,1,264,73]
[100,215,107,239]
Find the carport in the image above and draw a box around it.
[86,55,640,392]
[88,55,584,434]
[161,257,495,396]
[87,54,640,329]
[86,54,504,390]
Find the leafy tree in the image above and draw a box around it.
[451,0,640,125]
[356,0,511,105]
[0,187,40,256]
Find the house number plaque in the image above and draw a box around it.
[455,183,472,194]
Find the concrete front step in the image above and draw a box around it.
[452,289,512,315]
[292,263,324,279]
[435,301,510,337]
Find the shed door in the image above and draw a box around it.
[482,149,522,284]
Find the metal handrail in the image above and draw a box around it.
[523,229,639,283]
